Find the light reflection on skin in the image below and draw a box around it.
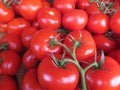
[110,76,120,87]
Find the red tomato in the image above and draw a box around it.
[22,49,38,69]
[93,34,117,53]
[0,50,21,75]
[0,23,7,33]
[19,0,42,21]
[86,56,120,90]
[53,0,75,15]
[37,7,61,30]
[7,18,30,36]
[0,2,15,23]
[107,49,120,65]
[31,28,62,59]
[62,9,88,31]
[37,55,79,90]
[87,13,110,34]
[42,1,51,8]
[21,26,38,48]
[77,0,90,10]
[110,11,120,34]
[0,75,18,90]
[0,33,23,53]
[32,20,41,29]
[63,30,96,61]
[22,68,44,90]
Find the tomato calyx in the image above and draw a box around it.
[0,43,8,51]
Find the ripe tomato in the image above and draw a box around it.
[107,49,120,65]
[62,9,88,31]
[37,55,79,90]
[7,18,30,36]
[0,75,18,90]
[93,34,117,53]
[0,33,23,53]
[22,68,44,90]
[53,0,75,15]
[110,11,120,34]
[0,2,15,23]
[87,13,109,34]
[77,0,90,10]
[21,26,38,48]
[31,28,62,59]
[0,23,7,33]
[22,49,38,69]
[86,56,120,90]
[19,0,42,21]
[0,50,21,75]
[63,30,96,61]
[37,7,61,30]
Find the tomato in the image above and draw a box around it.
[31,28,62,59]
[110,11,120,34]
[0,23,7,33]
[77,0,90,10]
[87,13,109,34]
[21,26,38,48]
[0,2,15,23]
[22,68,44,90]
[62,9,88,31]
[19,0,42,21]
[0,75,18,90]
[93,34,117,53]
[0,50,21,75]
[63,30,96,62]
[22,49,38,69]
[37,55,79,90]
[42,1,51,8]
[53,0,75,15]
[0,33,23,53]
[86,56,120,90]
[37,7,61,30]
[32,20,41,29]
[107,49,120,65]
[7,18,30,36]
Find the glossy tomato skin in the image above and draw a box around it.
[63,30,96,61]
[37,7,61,30]
[37,55,79,90]
[19,0,42,21]
[87,13,109,34]
[31,28,62,59]
[0,50,21,75]
[0,23,7,33]
[62,9,88,31]
[22,49,38,69]
[86,56,120,90]
[7,18,30,36]
[0,75,18,90]
[77,0,90,10]
[53,0,75,15]
[93,34,117,53]
[22,68,44,90]
[107,49,120,65]
[21,26,38,48]
[0,33,23,53]
[110,11,120,34]
[0,2,15,23]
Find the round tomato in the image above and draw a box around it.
[22,68,44,90]
[0,50,21,75]
[93,34,117,53]
[22,49,38,69]
[37,55,79,90]
[7,18,30,36]
[0,33,23,53]
[63,30,96,61]
[86,56,120,90]
[0,23,7,33]
[77,0,90,10]
[19,0,42,21]
[31,28,62,59]
[87,13,109,34]
[53,0,75,15]
[110,11,120,34]
[21,26,38,48]
[0,75,18,90]
[62,9,88,31]
[0,2,15,23]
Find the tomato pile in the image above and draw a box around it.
[0,0,120,90]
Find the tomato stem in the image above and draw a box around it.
[0,43,8,50]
